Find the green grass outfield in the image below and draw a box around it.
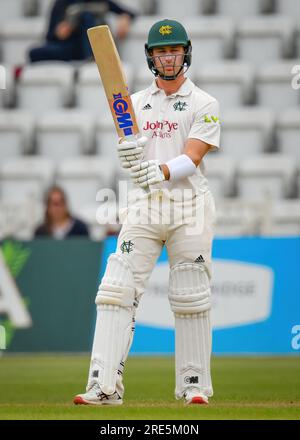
[0,355,299,420]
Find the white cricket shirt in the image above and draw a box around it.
[131,77,220,198]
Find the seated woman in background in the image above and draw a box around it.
[35,186,89,239]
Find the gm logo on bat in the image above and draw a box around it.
[112,93,134,136]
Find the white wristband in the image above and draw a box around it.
[166,154,197,181]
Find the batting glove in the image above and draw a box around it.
[130,160,166,188]
[117,136,148,169]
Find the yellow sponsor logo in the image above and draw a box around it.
[159,25,173,36]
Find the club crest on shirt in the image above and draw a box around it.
[173,101,188,111]
[120,240,134,254]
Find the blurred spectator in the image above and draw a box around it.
[35,186,89,238]
[29,0,136,62]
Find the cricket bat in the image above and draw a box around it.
[87,25,139,140]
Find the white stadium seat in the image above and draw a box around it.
[0,157,54,203]
[276,109,300,160]
[295,23,300,58]
[236,17,294,65]
[195,62,254,108]
[183,17,235,67]
[36,110,95,162]
[117,0,155,15]
[221,108,274,157]
[0,0,31,22]
[0,65,14,108]
[56,157,116,212]
[0,110,34,160]
[38,0,55,16]
[215,198,267,237]
[276,0,300,17]
[95,116,118,162]
[0,199,43,240]
[0,17,46,65]
[76,63,108,115]
[156,0,202,17]
[237,154,297,201]
[76,61,133,114]
[261,200,300,236]
[215,0,273,17]
[132,66,155,94]
[297,160,300,197]
[17,62,74,114]
[203,156,236,198]
[256,62,300,108]
[73,202,118,241]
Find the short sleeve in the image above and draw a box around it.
[188,100,221,150]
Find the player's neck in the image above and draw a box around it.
[156,75,186,96]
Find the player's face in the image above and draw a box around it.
[152,45,185,77]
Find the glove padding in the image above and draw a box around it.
[131,159,166,188]
[117,136,148,169]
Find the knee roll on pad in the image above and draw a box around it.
[95,253,136,308]
[169,263,211,315]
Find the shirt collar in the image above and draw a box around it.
[148,77,194,97]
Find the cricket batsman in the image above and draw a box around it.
[74,18,220,405]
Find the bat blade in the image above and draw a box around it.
[87,25,139,139]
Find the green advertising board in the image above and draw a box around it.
[0,239,103,352]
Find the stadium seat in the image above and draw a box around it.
[74,202,118,241]
[0,157,54,203]
[0,0,31,22]
[295,23,300,58]
[116,0,155,15]
[236,17,294,65]
[276,109,300,160]
[215,0,273,17]
[56,157,116,212]
[0,110,34,160]
[95,116,118,162]
[297,160,300,197]
[37,0,54,16]
[17,62,74,114]
[0,65,14,108]
[203,155,236,198]
[195,62,254,108]
[76,63,107,115]
[132,66,155,93]
[261,200,300,236]
[36,110,95,162]
[76,62,133,114]
[184,17,235,66]
[214,198,266,237]
[256,62,300,108]
[276,0,300,17]
[237,154,297,201]
[0,17,46,65]
[156,0,202,17]
[0,199,43,240]
[221,108,274,157]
